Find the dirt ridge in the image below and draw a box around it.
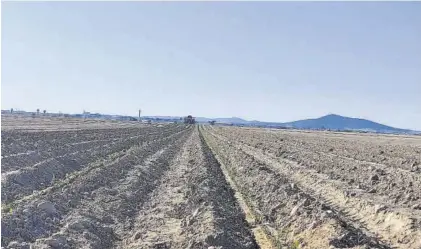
[204,126,421,249]
[120,127,258,249]
[1,126,191,248]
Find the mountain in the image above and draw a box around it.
[4,110,417,134]
[195,114,418,134]
[67,111,417,134]
[280,114,415,134]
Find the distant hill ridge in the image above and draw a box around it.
[195,114,418,134]
[92,113,419,134]
[2,110,417,134]
[279,114,413,133]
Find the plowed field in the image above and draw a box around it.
[2,119,420,249]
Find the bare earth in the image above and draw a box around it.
[1,116,420,249]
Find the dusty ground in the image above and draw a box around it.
[2,117,420,249]
[1,118,256,249]
[1,115,148,132]
[202,125,421,249]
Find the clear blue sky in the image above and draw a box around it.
[2,2,421,130]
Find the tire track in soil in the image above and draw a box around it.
[205,127,421,249]
[203,127,394,249]
[119,127,258,249]
[1,127,191,248]
[1,127,188,204]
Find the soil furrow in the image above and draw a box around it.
[4,118,419,249]
[1,125,183,171]
[1,125,179,156]
[1,127,188,204]
[1,127,191,248]
[29,131,190,249]
[201,127,276,249]
[211,126,421,208]
[237,136,421,208]
[120,127,257,249]
[211,126,421,172]
[204,127,421,249]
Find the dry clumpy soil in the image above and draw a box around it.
[2,117,420,249]
[202,125,421,249]
[118,128,256,249]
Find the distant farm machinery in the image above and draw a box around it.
[184,115,196,124]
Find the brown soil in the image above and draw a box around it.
[2,118,420,249]
[202,125,421,249]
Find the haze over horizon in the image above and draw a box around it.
[2,2,421,130]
